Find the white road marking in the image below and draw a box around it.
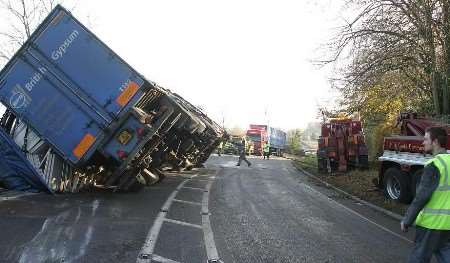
[136,175,196,263]
[290,164,413,244]
[182,186,206,191]
[152,254,181,263]
[173,199,202,206]
[301,183,413,244]
[202,179,220,260]
[0,191,37,201]
[137,172,222,263]
[189,178,212,182]
[164,218,202,229]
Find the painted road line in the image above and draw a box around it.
[164,218,202,229]
[152,254,180,263]
[301,183,413,244]
[0,191,37,201]
[173,199,202,206]
[202,179,220,260]
[189,178,213,182]
[137,175,197,263]
[291,164,404,222]
[182,186,206,191]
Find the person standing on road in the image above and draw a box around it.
[236,138,251,167]
[401,127,450,263]
[263,142,270,160]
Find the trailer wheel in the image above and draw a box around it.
[127,174,147,192]
[383,167,412,203]
[118,169,146,192]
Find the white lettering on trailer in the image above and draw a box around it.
[25,67,47,92]
[51,30,79,61]
[10,66,46,109]
[119,79,131,92]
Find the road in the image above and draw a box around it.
[0,155,415,263]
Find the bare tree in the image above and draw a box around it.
[0,0,76,66]
[321,0,450,116]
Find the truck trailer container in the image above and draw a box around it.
[0,5,223,192]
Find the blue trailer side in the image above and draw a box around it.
[0,5,225,193]
[269,127,286,156]
[0,5,147,166]
[0,5,179,192]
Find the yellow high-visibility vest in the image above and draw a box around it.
[415,154,450,230]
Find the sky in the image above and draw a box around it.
[0,0,346,131]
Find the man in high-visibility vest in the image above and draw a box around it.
[401,127,450,262]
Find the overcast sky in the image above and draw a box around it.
[1,0,347,131]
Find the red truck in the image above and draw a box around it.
[246,124,268,155]
[377,113,450,203]
[317,118,369,172]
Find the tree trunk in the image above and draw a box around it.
[425,1,441,114]
[432,72,441,115]
[443,0,450,115]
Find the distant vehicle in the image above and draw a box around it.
[223,135,253,155]
[269,127,287,156]
[223,136,241,155]
[246,125,286,156]
[246,125,268,155]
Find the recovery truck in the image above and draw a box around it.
[317,118,369,172]
[0,5,223,193]
[376,113,450,203]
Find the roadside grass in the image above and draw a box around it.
[290,154,407,216]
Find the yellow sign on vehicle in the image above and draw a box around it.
[117,130,133,145]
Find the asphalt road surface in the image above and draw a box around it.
[0,155,417,263]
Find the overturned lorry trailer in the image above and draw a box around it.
[168,92,225,167]
[145,88,225,171]
[0,5,223,192]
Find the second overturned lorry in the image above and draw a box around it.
[0,5,223,193]
[377,113,450,203]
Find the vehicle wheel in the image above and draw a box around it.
[118,169,146,192]
[383,167,412,203]
[152,169,166,183]
[126,177,146,192]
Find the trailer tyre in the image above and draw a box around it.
[383,167,412,204]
